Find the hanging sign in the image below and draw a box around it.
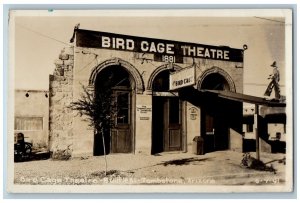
[169,66,195,90]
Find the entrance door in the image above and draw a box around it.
[202,104,229,152]
[151,69,183,154]
[111,90,132,153]
[164,97,182,151]
[152,96,182,154]
[94,65,134,155]
[203,113,215,152]
[200,72,231,152]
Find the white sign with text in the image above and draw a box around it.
[169,66,195,90]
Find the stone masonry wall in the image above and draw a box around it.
[49,46,74,159]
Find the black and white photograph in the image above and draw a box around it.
[7,9,293,193]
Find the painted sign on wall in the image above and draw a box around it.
[76,29,244,63]
[136,105,152,121]
[169,66,195,90]
[189,107,198,120]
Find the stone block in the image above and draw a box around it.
[59,53,69,60]
[64,47,74,55]
[59,80,68,85]
[57,76,67,82]
[49,91,56,97]
[55,63,63,69]
[53,93,65,101]
[53,124,63,131]
[64,108,73,114]
[56,88,63,92]
[63,87,73,93]
[54,59,64,66]
[49,74,54,81]
[67,78,74,83]
[54,68,64,76]
[66,66,73,71]
[67,129,73,137]
[50,81,59,88]
[64,60,74,66]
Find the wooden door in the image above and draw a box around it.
[203,112,229,152]
[203,113,215,152]
[111,91,132,153]
[164,97,182,151]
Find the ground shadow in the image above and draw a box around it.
[116,157,212,173]
[91,170,125,178]
[14,151,51,163]
[264,157,286,165]
[159,157,211,166]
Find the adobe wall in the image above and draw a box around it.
[14,89,49,150]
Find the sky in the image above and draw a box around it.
[11,10,290,97]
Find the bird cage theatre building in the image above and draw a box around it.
[49,28,244,158]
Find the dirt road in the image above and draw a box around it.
[14,150,286,185]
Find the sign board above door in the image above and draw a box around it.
[169,66,196,90]
[75,29,244,63]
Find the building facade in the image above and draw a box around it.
[49,29,244,158]
[14,89,49,151]
[242,105,286,153]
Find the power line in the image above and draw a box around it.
[16,23,106,76]
[16,23,97,52]
[16,23,70,46]
[244,83,285,87]
[244,83,268,86]
[75,57,98,75]
[254,17,285,24]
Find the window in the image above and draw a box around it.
[15,117,43,130]
[116,92,130,124]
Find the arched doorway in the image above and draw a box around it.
[199,72,233,152]
[94,65,135,155]
[151,69,183,154]
[200,73,231,91]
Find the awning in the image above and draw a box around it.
[260,106,286,115]
[177,87,286,107]
[199,89,286,107]
[178,87,286,161]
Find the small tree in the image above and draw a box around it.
[69,81,116,175]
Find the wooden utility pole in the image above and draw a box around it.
[254,104,260,160]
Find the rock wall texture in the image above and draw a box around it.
[49,47,74,159]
